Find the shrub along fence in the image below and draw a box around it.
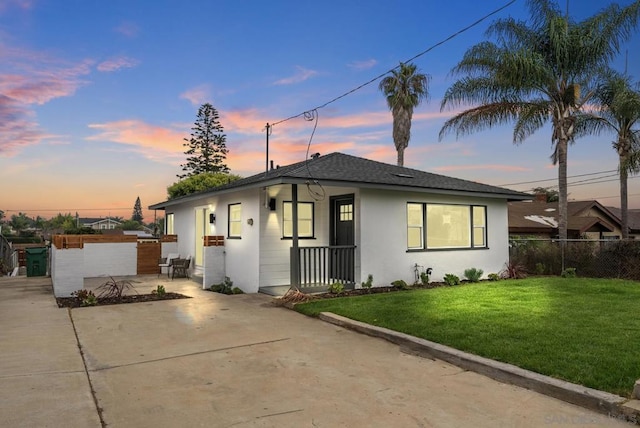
[509,239,640,280]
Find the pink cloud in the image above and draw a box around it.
[0,95,41,155]
[0,46,92,155]
[180,85,211,106]
[97,56,139,72]
[86,120,188,162]
[273,66,318,85]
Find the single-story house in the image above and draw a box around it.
[508,199,623,239]
[80,217,122,230]
[149,152,531,293]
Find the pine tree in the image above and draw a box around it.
[179,103,229,178]
[132,196,143,222]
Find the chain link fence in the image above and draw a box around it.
[509,239,640,280]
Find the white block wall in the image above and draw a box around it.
[202,246,225,289]
[83,243,137,277]
[51,245,84,297]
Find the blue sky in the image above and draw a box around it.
[1,0,639,221]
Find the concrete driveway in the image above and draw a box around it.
[0,276,632,427]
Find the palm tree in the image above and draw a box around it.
[439,0,640,241]
[379,62,430,166]
[576,73,640,239]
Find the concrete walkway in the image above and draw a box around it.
[0,275,633,427]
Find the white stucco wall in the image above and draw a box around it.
[51,245,84,297]
[83,242,137,277]
[165,183,511,292]
[359,188,510,286]
[258,185,359,288]
[168,188,261,293]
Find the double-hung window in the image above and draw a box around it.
[228,203,242,238]
[407,203,487,250]
[283,201,314,238]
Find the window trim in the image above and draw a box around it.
[282,201,315,239]
[227,203,242,239]
[406,202,488,251]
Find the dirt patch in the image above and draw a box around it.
[56,293,191,308]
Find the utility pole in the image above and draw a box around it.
[264,123,271,176]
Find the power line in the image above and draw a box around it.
[499,169,618,187]
[270,0,517,127]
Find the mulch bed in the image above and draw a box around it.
[56,293,191,308]
[275,282,453,307]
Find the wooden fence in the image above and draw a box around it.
[52,234,137,249]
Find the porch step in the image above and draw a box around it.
[258,286,291,297]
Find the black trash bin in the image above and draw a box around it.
[26,247,47,277]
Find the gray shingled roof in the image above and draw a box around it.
[150,152,531,209]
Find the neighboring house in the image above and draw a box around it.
[605,207,640,239]
[149,152,530,293]
[508,199,623,239]
[80,218,122,230]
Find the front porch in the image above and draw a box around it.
[259,245,356,296]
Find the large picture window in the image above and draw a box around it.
[407,203,487,250]
[228,203,242,238]
[283,201,314,238]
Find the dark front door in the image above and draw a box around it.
[330,195,354,282]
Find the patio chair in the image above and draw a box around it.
[158,253,179,278]
[171,257,191,279]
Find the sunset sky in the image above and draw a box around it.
[2,0,640,222]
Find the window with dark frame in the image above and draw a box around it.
[282,201,314,238]
[228,203,242,238]
[407,203,487,250]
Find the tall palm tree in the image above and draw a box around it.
[439,0,640,241]
[576,73,640,239]
[379,62,430,166]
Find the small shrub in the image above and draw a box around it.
[500,261,527,279]
[463,268,483,283]
[535,262,546,275]
[328,282,345,294]
[391,279,409,290]
[152,285,166,297]
[71,289,98,306]
[231,287,244,294]
[96,277,136,300]
[443,274,460,286]
[561,267,577,278]
[361,274,374,290]
[420,271,430,286]
[209,276,234,294]
[487,273,500,281]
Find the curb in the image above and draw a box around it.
[319,312,640,424]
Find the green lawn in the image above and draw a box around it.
[295,277,640,397]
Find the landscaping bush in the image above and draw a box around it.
[443,274,460,286]
[328,282,345,294]
[463,268,483,283]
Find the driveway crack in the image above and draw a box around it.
[68,308,106,428]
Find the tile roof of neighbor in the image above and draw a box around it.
[150,152,531,209]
